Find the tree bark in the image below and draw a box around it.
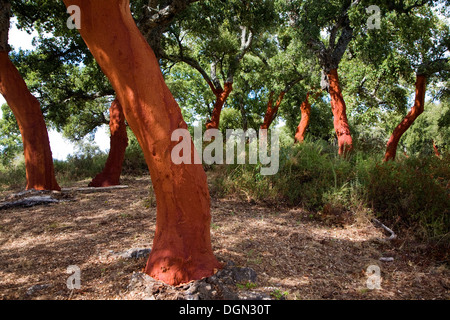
[89,99,128,187]
[261,91,286,130]
[384,75,427,161]
[0,52,60,191]
[327,68,353,155]
[432,140,441,158]
[206,82,232,130]
[63,0,221,285]
[294,93,312,143]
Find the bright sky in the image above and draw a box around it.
[0,18,110,161]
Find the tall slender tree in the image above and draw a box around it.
[287,0,363,155]
[63,0,221,285]
[0,0,59,191]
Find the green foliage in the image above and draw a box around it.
[403,101,450,155]
[0,159,26,191]
[0,104,22,166]
[53,141,107,184]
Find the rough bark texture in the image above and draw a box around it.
[327,69,353,155]
[63,0,221,285]
[89,99,128,187]
[384,75,427,162]
[294,93,312,143]
[261,91,286,130]
[206,82,232,130]
[0,0,10,52]
[0,52,60,191]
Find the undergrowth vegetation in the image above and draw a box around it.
[214,140,450,241]
[1,138,448,241]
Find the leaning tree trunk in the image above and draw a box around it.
[89,99,128,187]
[0,52,60,191]
[261,91,286,130]
[384,75,427,162]
[327,69,353,155]
[294,92,312,143]
[206,82,232,130]
[63,0,221,285]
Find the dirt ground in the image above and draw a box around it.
[0,175,449,300]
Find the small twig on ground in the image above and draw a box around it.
[372,218,397,241]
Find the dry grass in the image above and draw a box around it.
[0,175,448,300]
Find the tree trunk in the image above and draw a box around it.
[384,75,427,162]
[206,82,232,130]
[89,99,128,187]
[63,0,221,285]
[432,140,441,158]
[327,69,353,155]
[0,52,60,191]
[294,93,311,143]
[261,91,286,130]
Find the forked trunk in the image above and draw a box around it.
[384,75,427,162]
[327,69,353,155]
[63,0,221,285]
[261,91,286,130]
[206,82,232,130]
[89,99,128,187]
[0,52,60,191]
[294,93,312,143]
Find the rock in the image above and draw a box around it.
[119,248,151,259]
[125,262,272,301]
[1,196,61,210]
[26,284,51,296]
[379,257,394,262]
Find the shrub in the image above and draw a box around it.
[213,140,450,240]
[363,155,450,238]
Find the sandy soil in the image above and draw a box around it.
[0,175,448,300]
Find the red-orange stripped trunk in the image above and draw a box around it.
[295,93,312,143]
[384,75,427,162]
[261,91,286,130]
[206,82,232,130]
[328,69,353,155]
[64,0,221,285]
[432,140,441,158]
[0,52,60,191]
[89,99,128,187]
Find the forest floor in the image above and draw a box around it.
[0,175,449,300]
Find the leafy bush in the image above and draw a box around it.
[214,140,450,240]
[363,155,450,238]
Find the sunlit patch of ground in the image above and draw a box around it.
[0,176,448,300]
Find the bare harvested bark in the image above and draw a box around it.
[0,1,59,191]
[295,93,312,143]
[261,77,302,130]
[206,82,233,130]
[63,0,221,285]
[328,69,353,155]
[433,140,441,158]
[89,99,128,187]
[384,75,426,161]
[261,91,286,130]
